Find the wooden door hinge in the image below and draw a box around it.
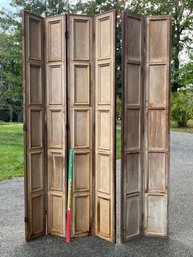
[66,124,69,131]
[23,123,27,132]
[24,217,29,223]
[65,31,69,39]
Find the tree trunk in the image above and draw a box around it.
[9,108,13,122]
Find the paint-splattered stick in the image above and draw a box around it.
[66,149,73,243]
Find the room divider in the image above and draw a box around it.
[23,9,171,244]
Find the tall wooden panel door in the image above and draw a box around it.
[95,10,116,242]
[45,15,67,237]
[23,11,46,241]
[144,15,171,237]
[68,15,94,237]
[121,13,144,242]
[121,11,171,241]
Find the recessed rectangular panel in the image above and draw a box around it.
[126,153,140,194]
[144,16,170,238]
[74,65,90,105]
[149,65,167,107]
[98,153,111,194]
[74,19,90,60]
[48,194,64,234]
[126,196,140,238]
[74,110,89,148]
[148,110,166,149]
[23,11,45,241]
[74,195,89,235]
[98,110,111,150]
[30,152,43,192]
[48,65,63,105]
[29,64,42,104]
[49,110,63,148]
[98,17,111,59]
[31,194,44,236]
[148,153,166,192]
[98,198,110,237]
[98,64,111,104]
[145,194,167,236]
[48,20,62,61]
[95,11,115,242]
[127,17,142,61]
[74,152,90,191]
[125,109,140,149]
[29,17,42,60]
[48,152,63,191]
[149,20,167,62]
[126,64,140,105]
[30,110,42,148]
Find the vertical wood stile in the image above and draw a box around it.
[68,15,94,237]
[121,12,144,242]
[23,11,46,241]
[95,10,116,242]
[45,15,67,237]
[144,15,171,237]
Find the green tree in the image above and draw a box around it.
[127,0,193,92]
[0,10,22,121]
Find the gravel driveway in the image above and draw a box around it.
[1,131,193,257]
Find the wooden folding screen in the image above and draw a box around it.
[45,15,67,237]
[23,11,46,241]
[95,11,116,242]
[23,10,116,243]
[144,16,170,237]
[121,12,171,242]
[68,14,94,238]
[121,13,144,241]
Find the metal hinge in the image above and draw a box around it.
[65,31,69,39]
[142,213,144,222]
[45,210,47,215]
[24,217,29,223]
[23,123,27,132]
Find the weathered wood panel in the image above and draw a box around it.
[68,15,94,237]
[23,11,46,241]
[121,13,144,242]
[144,16,171,237]
[95,10,116,242]
[45,15,67,237]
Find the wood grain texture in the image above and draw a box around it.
[144,15,171,237]
[121,12,171,241]
[121,12,144,242]
[95,10,116,243]
[68,15,94,238]
[23,11,46,241]
[45,15,67,237]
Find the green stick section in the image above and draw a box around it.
[67,149,73,210]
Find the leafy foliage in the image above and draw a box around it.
[171,90,193,127]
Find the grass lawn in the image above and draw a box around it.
[0,123,24,181]
[1,119,192,181]
[170,119,193,133]
[0,122,122,181]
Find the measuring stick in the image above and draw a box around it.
[66,149,73,243]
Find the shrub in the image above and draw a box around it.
[171,91,193,127]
